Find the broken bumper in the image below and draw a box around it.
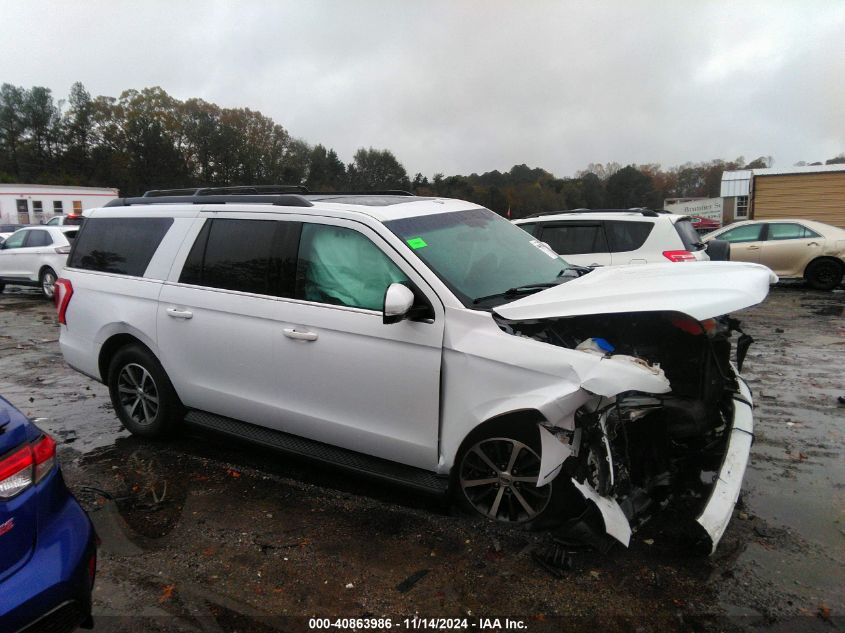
[559,366,755,554]
[695,369,754,554]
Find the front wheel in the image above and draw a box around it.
[40,267,57,299]
[805,258,843,291]
[107,345,182,437]
[457,430,552,524]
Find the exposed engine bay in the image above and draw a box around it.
[495,310,754,552]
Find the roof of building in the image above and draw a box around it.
[720,164,845,197]
[0,184,118,193]
[750,163,845,177]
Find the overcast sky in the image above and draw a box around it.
[1,1,843,178]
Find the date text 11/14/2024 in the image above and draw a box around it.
[308,617,528,630]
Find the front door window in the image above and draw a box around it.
[296,223,408,311]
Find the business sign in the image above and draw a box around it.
[664,197,723,223]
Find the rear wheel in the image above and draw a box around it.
[40,267,57,299]
[107,345,182,437]
[457,428,552,524]
[805,258,843,291]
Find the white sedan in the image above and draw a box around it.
[0,226,78,298]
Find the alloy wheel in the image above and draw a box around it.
[117,363,160,427]
[459,437,551,523]
[41,270,56,298]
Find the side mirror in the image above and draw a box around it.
[383,283,415,324]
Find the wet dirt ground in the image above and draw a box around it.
[0,283,842,632]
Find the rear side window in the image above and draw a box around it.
[68,217,173,276]
[604,220,653,252]
[179,219,300,297]
[673,219,702,250]
[538,223,608,255]
[25,230,53,247]
[768,223,821,240]
[515,222,538,236]
[63,230,79,242]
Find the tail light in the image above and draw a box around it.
[54,245,71,254]
[0,446,34,498]
[663,250,697,262]
[32,434,56,483]
[55,278,73,325]
[87,548,98,588]
[0,434,57,499]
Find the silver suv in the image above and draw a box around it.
[56,187,774,553]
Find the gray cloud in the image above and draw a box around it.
[1,0,843,177]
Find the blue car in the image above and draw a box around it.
[0,396,96,632]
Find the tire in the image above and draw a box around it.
[39,267,57,299]
[455,423,555,526]
[107,344,182,437]
[805,258,844,291]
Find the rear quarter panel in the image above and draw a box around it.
[59,270,163,380]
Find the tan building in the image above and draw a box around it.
[721,164,845,228]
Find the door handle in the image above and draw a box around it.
[283,328,318,342]
[166,307,193,319]
[808,242,819,247]
[747,245,760,250]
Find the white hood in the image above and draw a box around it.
[494,261,777,322]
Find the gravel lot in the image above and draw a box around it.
[0,283,842,632]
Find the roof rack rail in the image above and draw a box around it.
[307,190,415,197]
[521,208,589,219]
[521,207,660,219]
[141,186,415,198]
[105,194,314,208]
[143,185,310,197]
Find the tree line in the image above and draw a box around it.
[1,83,843,219]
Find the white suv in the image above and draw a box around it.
[57,188,774,553]
[0,225,78,298]
[514,210,723,268]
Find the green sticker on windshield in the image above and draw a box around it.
[407,237,428,249]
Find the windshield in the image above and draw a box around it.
[385,207,570,307]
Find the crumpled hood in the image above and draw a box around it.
[494,261,777,322]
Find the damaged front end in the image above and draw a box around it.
[496,311,755,554]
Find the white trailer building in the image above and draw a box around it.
[0,184,118,224]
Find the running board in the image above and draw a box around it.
[184,410,449,495]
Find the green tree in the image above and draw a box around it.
[0,84,28,178]
[306,144,346,190]
[605,165,656,208]
[348,147,409,190]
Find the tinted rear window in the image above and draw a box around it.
[539,223,608,255]
[68,217,173,276]
[604,220,653,252]
[179,218,300,297]
[26,230,52,247]
[63,230,79,242]
[674,219,702,250]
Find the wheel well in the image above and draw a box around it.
[452,409,546,474]
[97,334,151,382]
[38,265,56,279]
[804,256,844,278]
